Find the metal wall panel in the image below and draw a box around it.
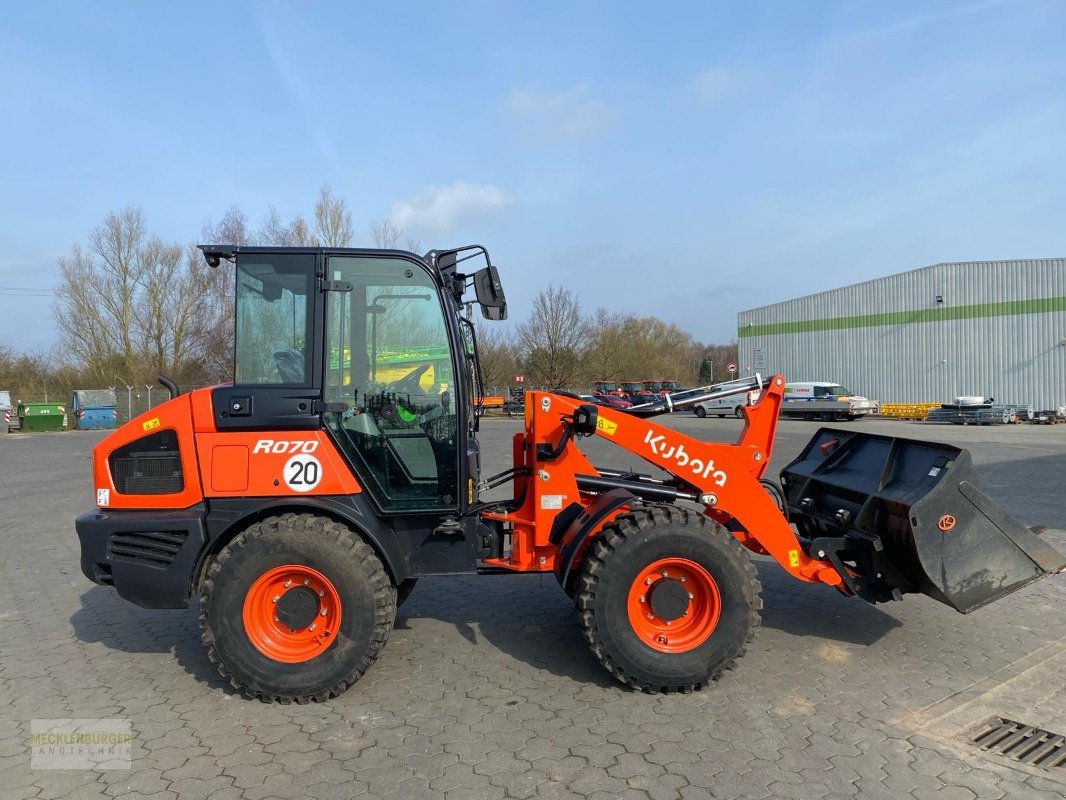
[738,259,1066,409]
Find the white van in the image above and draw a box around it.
[693,385,759,418]
[781,382,878,421]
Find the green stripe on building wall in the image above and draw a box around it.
[738,296,1066,338]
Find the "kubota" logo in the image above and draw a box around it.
[644,431,727,486]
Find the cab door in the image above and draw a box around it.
[319,254,462,513]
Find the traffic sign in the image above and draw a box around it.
[727,363,737,374]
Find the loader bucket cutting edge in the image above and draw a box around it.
[780,428,1066,613]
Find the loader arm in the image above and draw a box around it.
[481,375,845,590]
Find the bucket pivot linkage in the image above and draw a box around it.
[780,429,1066,613]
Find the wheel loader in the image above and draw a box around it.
[76,244,1066,702]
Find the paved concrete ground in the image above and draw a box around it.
[1,415,1064,799]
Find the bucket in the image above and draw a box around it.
[780,429,1065,613]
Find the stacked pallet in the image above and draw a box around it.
[879,403,940,421]
[926,404,1033,425]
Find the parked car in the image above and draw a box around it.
[693,384,758,418]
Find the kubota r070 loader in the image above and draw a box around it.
[76,245,1065,702]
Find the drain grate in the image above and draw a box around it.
[969,717,1066,771]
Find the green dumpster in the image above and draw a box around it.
[18,402,66,432]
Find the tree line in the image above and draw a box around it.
[0,186,736,403]
[478,287,736,394]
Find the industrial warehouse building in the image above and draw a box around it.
[737,258,1066,410]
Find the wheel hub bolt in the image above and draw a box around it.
[645,577,652,585]
[656,635,667,644]
[284,580,292,588]
[320,609,327,616]
[679,576,686,583]
[308,623,316,632]
[647,613,654,620]
[662,570,669,577]
[272,595,280,603]
[638,596,646,603]
[688,593,694,600]
[304,579,310,586]
[318,590,325,597]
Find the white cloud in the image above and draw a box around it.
[503,82,615,141]
[690,67,739,103]
[389,182,512,234]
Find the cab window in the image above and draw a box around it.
[234,254,314,385]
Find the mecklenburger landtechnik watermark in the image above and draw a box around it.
[30,719,132,769]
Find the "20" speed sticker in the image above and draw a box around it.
[284,454,322,493]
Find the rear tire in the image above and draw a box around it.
[576,507,761,693]
[734,406,745,419]
[694,406,706,418]
[199,513,395,703]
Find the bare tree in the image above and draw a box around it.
[203,206,250,246]
[369,218,402,249]
[259,206,292,246]
[516,285,589,389]
[475,324,520,391]
[55,208,150,381]
[585,308,635,383]
[314,185,353,246]
[289,215,317,246]
[54,207,241,387]
[259,206,319,247]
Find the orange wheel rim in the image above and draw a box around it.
[627,557,721,653]
[242,565,342,663]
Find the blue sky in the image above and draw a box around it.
[2,0,1064,352]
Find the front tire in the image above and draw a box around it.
[199,513,395,703]
[734,406,745,419]
[576,507,761,693]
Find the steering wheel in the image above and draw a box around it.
[273,348,304,383]
[387,362,432,396]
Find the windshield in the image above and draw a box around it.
[825,386,852,396]
[234,254,314,385]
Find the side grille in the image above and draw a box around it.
[109,429,184,495]
[969,717,1066,771]
[107,531,189,567]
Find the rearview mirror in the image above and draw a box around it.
[474,265,507,320]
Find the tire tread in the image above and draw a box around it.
[198,512,395,703]
[575,505,762,693]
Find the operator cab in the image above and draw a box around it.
[199,244,506,515]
